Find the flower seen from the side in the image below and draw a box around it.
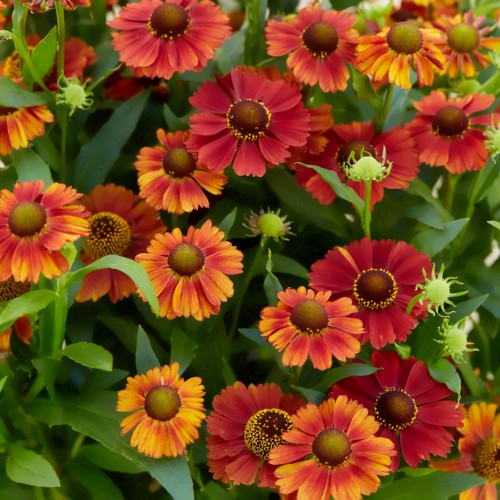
[186,68,310,177]
[309,237,432,349]
[108,0,231,80]
[0,181,89,283]
[357,21,445,89]
[259,286,364,370]
[407,90,495,173]
[330,350,465,471]
[136,220,243,320]
[76,184,165,304]
[206,382,305,488]
[117,362,205,458]
[265,4,358,93]
[269,395,396,500]
[135,129,227,214]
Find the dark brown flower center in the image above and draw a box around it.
[390,9,418,23]
[374,388,418,431]
[0,277,30,302]
[243,408,293,460]
[226,99,271,141]
[447,23,479,53]
[168,242,205,276]
[336,140,376,167]
[144,385,181,421]
[312,428,351,467]
[472,438,500,482]
[148,3,190,40]
[386,22,423,54]
[0,107,17,116]
[162,147,197,178]
[83,212,131,260]
[290,299,329,334]
[8,201,47,237]
[301,22,339,58]
[432,106,469,138]
[353,268,398,310]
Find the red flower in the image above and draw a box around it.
[330,350,465,471]
[186,68,310,177]
[309,237,432,349]
[407,90,495,173]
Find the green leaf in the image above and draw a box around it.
[238,328,267,347]
[0,78,47,107]
[428,358,462,401]
[63,255,159,315]
[313,363,379,391]
[163,103,189,131]
[291,385,326,405]
[12,148,53,187]
[0,290,57,332]
[217,30,245,74]
[136,326,160,374]
[0,376,6,393]
[271,254,309,280]
[411,218,470,257]
[263,250,283,306]
[61,342,113,371]
[22,27,57,86]
[32,358,59,400]
[406,178,453,222]
[488,220,500,231]
[170,328,198,375]
[217,207,237,238]
[79,444,142,474]
[6,445,60,487]
[400,467,434,477]
[351,68,383,110]
[74,89,151,191]
[404,203,444,230]
[453,294,489,321]
[394,343,411,359]
[221,357,237,385]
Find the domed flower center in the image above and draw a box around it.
[290,299,329,334]
[432,106,469,138]
[148,3,190,40]
[8,201,47,237]
[353,268,398,310]
[144,385,181,421]
[447,23,479,53]
[390,9,418,23]
[162,147,197,178]
[168,243,205,276]
[0,277,29,302]
[386,22,423,54]
[374,388,418,430]
[336,140,376,167]
[243,408,293,460]
[226,99,271,141]
[3,52,22,80]
[301,22,339,58]
[83,212,131,260]
[312,428,351,467]
[472,438,500,482]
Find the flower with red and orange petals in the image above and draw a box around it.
[265,4,358,93]
[186,68,310,177]
[108,0,231,80]
[135,129,227,214]
[330,350,465,471]
[75,184,165,304]
[259,286,364,370]
[0,181,89,284]
[206,382,305,489]
[21,0,89,12]
[407,90,495,173]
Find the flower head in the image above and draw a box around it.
[485,117,500,161]
[117,362,205,458]
[206,382,305,488]
[435,317,477,363]
[108,0,231,80]
[246,209,292,241]
[21,0,90,12]
[0,181,89,283]
[343,146,393,182]
[55,76,93,115]
[269,395,396,500]
[330,350,465,471]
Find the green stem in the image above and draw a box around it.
[361,180,372,238]
[69,433,85,459]
[291,365,302,386]
[405,292,424,315]
[52,286,69,356]
[25,373,46,402]
[55,0,66,83]
[374,84,394,134]
[58,106,68,184]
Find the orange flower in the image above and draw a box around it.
[357,21,445,89]
[117,362,205,458]
[75,184,165,303]
[136,220,243,320]
[0,181,89,283]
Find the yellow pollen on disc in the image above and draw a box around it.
[312,428,352,468]
[0,277,29,302]
[148,3,191,40]
[168,242,205,277]
[8,201,47,238]
[290,299,329,334]
[144,385,181,421]
[386,22,423,54]
[226,99,272,141]
[374,388,418,431]
[472,438,500,482]
[162,147,197,178]
[353,268,398,310]
[3,52,22,80]
[432,106,469,138]
[301,21,339,58]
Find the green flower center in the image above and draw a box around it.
[432,106,469,138]
[83,212,131,260]
[0,277,29,302]
[374,388,418,431]
[447,23,479,53]
[312,428,351,467]
[425,278,451,308]
[148,3,190,40]
[8,201,47,237]
[443,325,468,354]
[255,213,285,237]
[162,147,197,178]
[226,99,272,141]
[301,22,339,58]
[144,385,181,421]
[472,438,500,482]
[290,299,329,334]
[336,140,376,167]
[243,408,293,460]
[353,268,398,310]
[168,243,205,276]
[386,22,423,54]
